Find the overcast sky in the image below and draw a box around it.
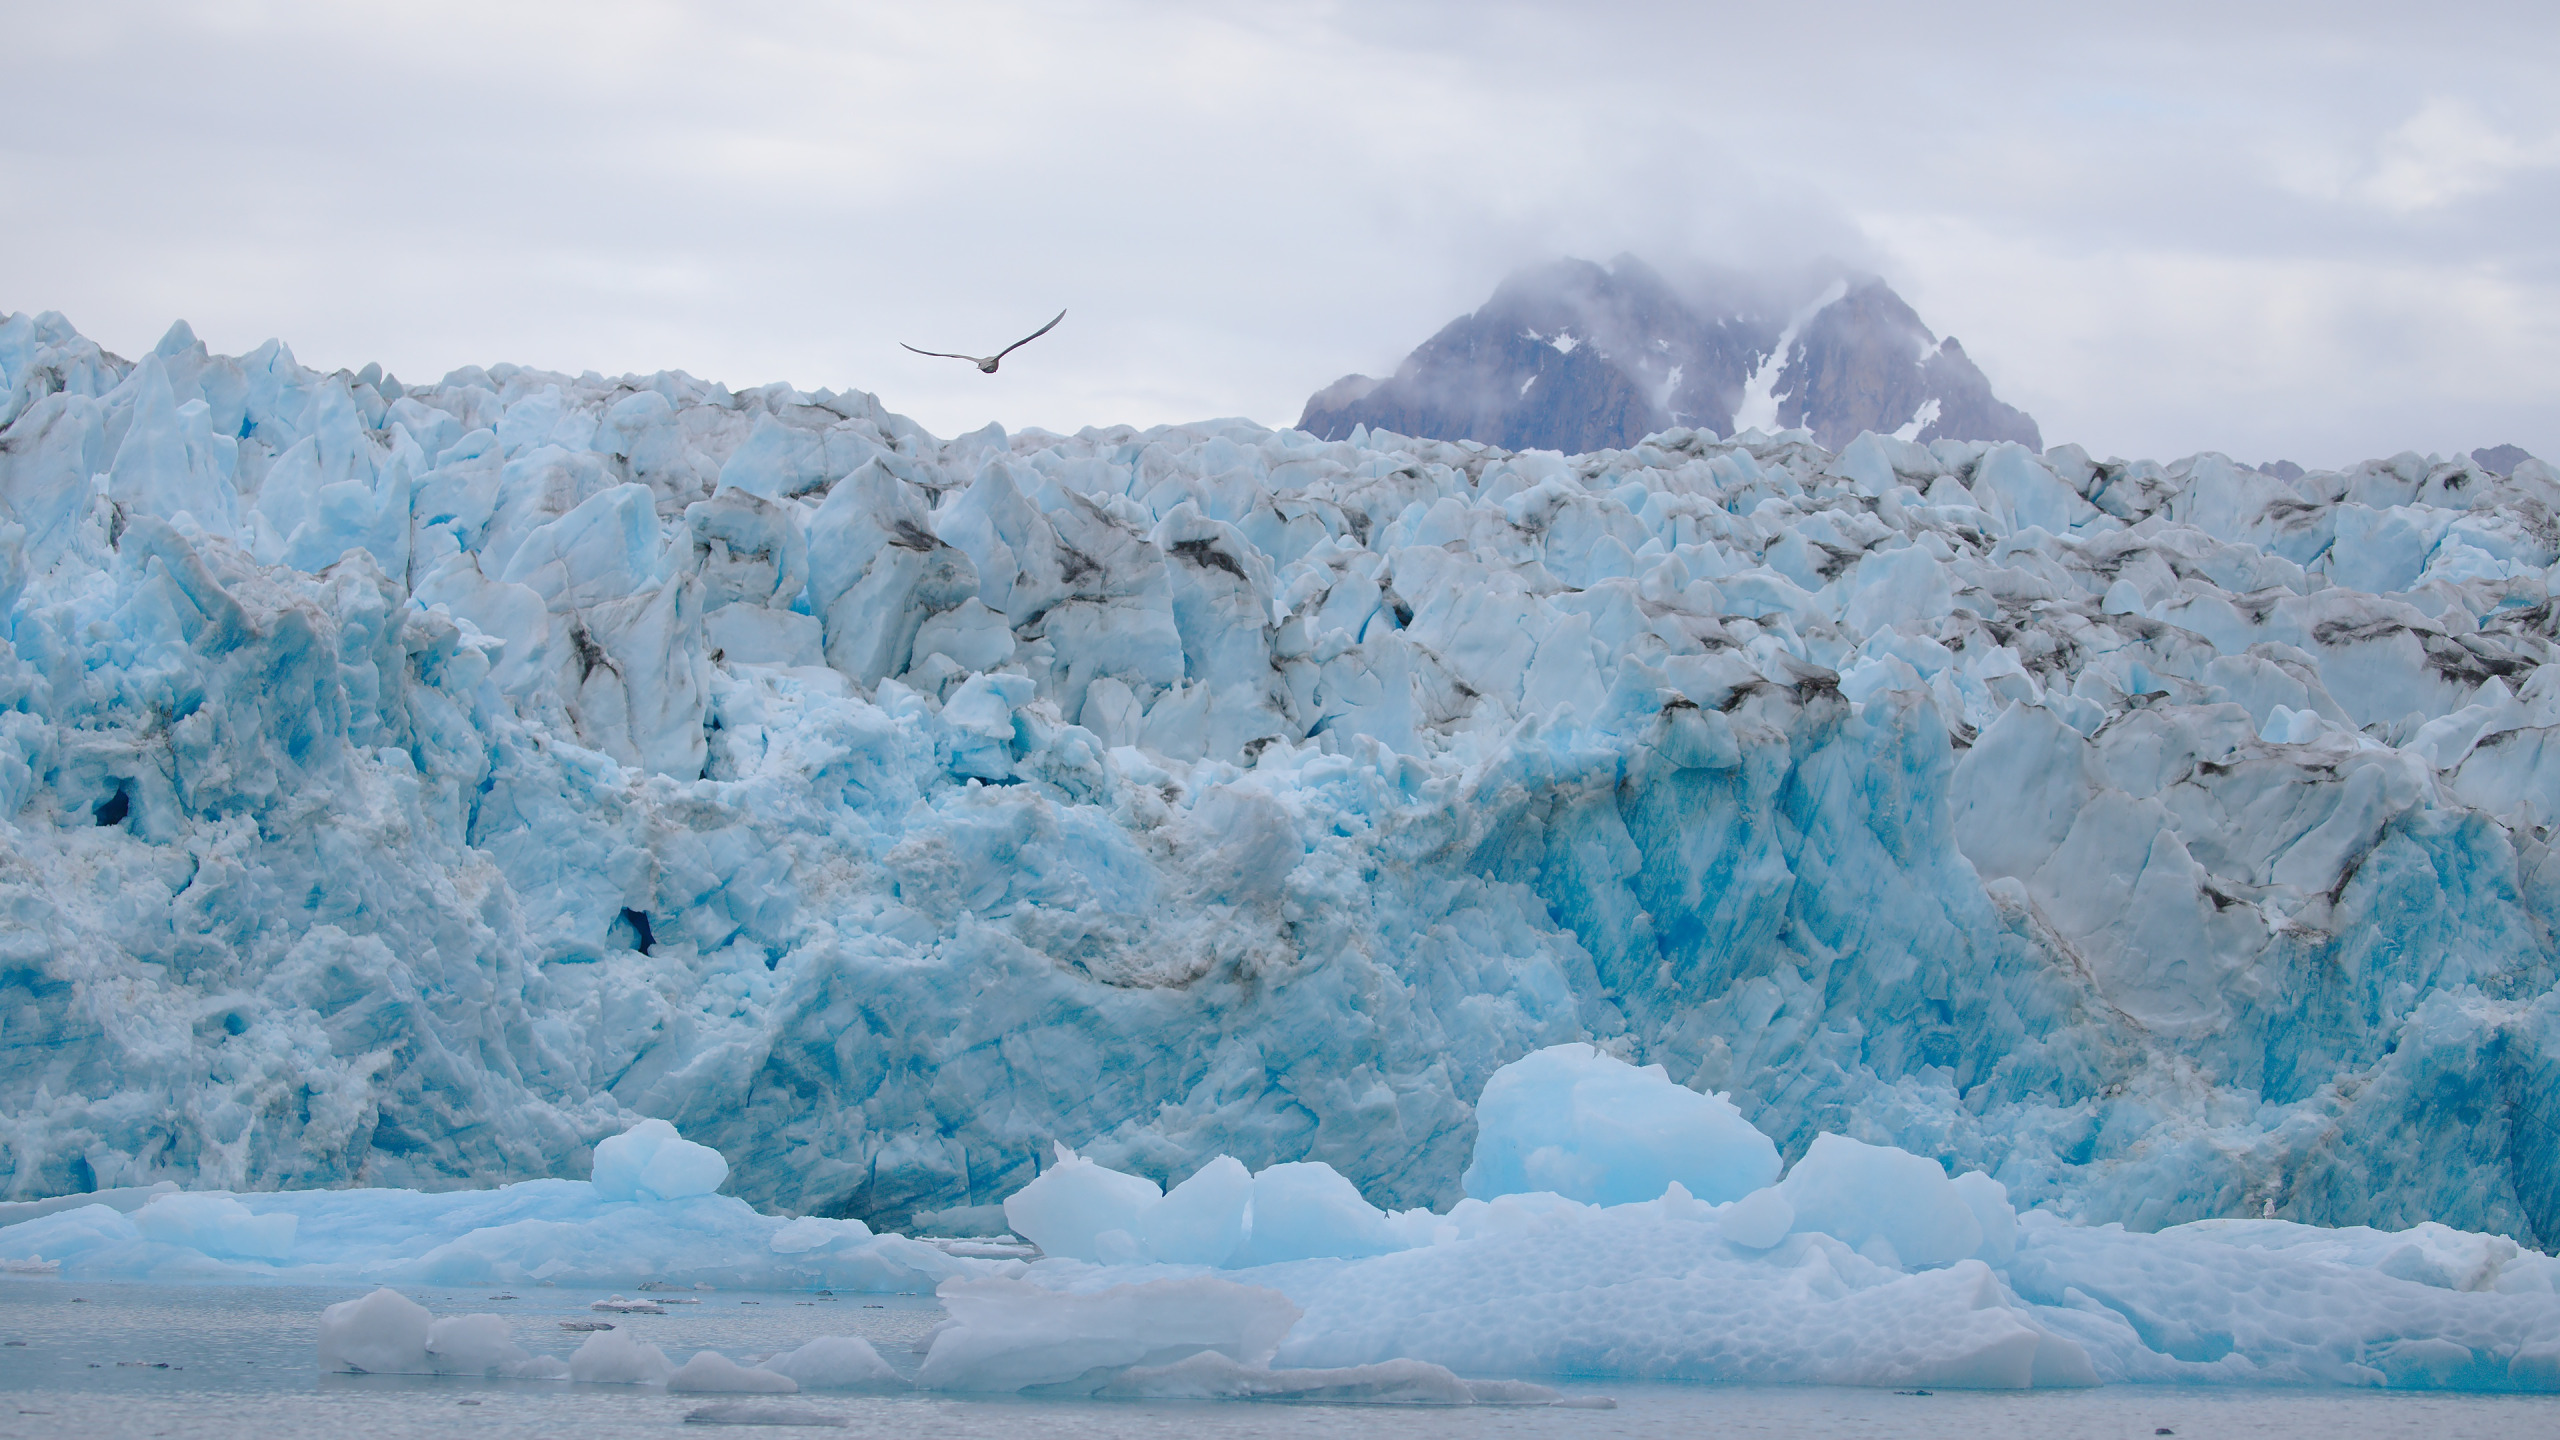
[5,1,2555,467]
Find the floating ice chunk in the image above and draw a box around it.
[1232,1162,1401,1265]
[768,1215,873,1255]
[318,1287,433,1375]
[757,1336,903,1390]
[316,1289,568,1379]
[1951,1171,2021,1267]
[1133,1155,1252,1266]
[682,1401,849,1427]
[569,1328,676,1384]
[1716,1185,1794,1250]
[130,1193,297,1261]
[1098,1350,1575,1405]
[1462,1043,1780,1206]
[1000,1145,1162,1262]
[425,1313,532,1377]
[1778,1134,1988,1268]
[670,1351,800,1393]
[1274,1198,2096,1389]
[0,1170,988,1292]
[591,1118,730,1202]
[917,1275,1300,1393]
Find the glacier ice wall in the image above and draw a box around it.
[0,309,2555,1241]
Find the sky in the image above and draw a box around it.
[3,0,2555,468]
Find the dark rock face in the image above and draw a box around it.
[2472,444,2533,477]
[1301,256,2041,454]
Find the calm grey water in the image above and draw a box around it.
[4,1279,2557,1440]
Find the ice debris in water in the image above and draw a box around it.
[569,1328,675,1385]
[669,1350,799,1394]
[0,1117,969,1290]
[917,1274,1302,1393]
[961,1045,2560,1392]
[756,1335,904,1391]
[591,1119,728,1202]
[318,1287,566,1379]
[683,1403,849,1427]
[1097,1350,1592,1406]
[1461,1041,1778,1204]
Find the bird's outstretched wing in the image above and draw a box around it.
[991,309,1067,363]
[901,343,987,363]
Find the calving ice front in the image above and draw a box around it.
[0,308,2556,1367]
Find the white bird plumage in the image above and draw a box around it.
[902,309,1066,373]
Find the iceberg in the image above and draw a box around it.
[1,310,2558,1389]
[0,1116,997,1290]
[929,1049,2560,1392]
[235,1054,2559,1393]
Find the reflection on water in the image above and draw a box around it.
[3,1280,2555,1439]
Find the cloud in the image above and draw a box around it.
[2348,99,2560,213]
[1,0,2555,461]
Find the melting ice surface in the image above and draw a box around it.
[6,1049,2560,1392]
[1,310,2558,1395]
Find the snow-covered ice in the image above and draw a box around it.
[2,309,2559,1392]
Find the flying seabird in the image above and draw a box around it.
[901,309,1066,373]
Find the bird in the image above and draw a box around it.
[901,309,1066,373]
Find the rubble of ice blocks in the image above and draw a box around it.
[0,309,2557,1253]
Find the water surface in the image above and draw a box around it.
[4,1280,2554,1439]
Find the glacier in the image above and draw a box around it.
[0,303,2555,1266]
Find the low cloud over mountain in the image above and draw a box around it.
[1301,256,2040,454]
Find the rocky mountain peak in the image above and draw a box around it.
[1300,256,2039,454]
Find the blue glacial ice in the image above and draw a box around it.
[0,309,2556,1270]
[21,1051,2558,1392]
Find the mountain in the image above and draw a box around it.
[1299,256,2041,453]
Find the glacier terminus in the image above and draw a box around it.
[1,306,2558,1391]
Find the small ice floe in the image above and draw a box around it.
[683,1402,848,1427]
[318,1288,569,1379]
[559,1320,616,1332]
[567,1330,674,1384]
[756,1336,904,1391]
[924,1239,1038,1260]
[1,1258,59,1275]
[668,1351,798,1394]
[1100,1351,1612,1407]
[590,1295,667,1314]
